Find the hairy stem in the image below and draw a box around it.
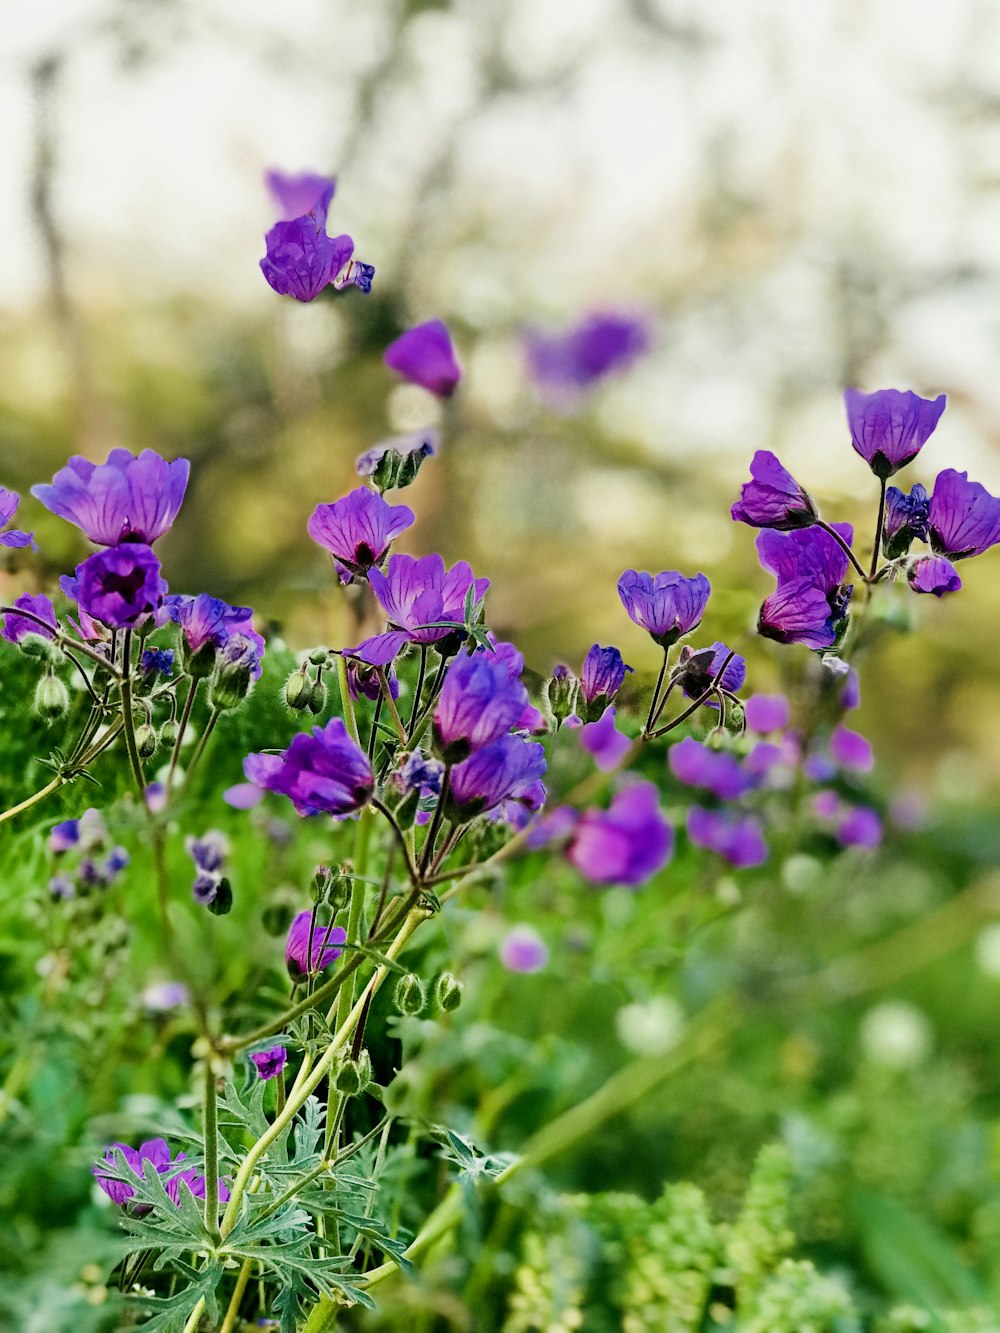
[0,774,65,827]
[203,1059,219,1236]
[218,1259,252,1333]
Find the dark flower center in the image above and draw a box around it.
[103,568,149,602]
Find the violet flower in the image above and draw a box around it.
[94,1138,171,1206]
[50,818,80,853]
[829,725,874,772]
[579,644,632,721]
[744,693,790,733]
[265,168,335,223]
[844,388,946,478]
[731,451,817,530]
[446,735,547,823]
[908,555,962,596]
[249,1046,288,1081]
[32,450,189,546]
[578,706,632,772]
[62,544,167,630]
[675,642,746,705]
[617,570,711,648]
[928,469,1000,560]
[140,648,174,678]
[433,651,530,763]
[883,483,930,559]
[159,594,263,677]
[260,214,355,303]
[307,488,415,578]
[384,320,461,397]
[567,782,673,887]
[244,718,374,818]
[164,1156,231,1207]
[354,553,490,663]
[756,524,853,650]
[837,805,883,849]
[347,658,398,703]
[285,910,347,981]
[0,487,36,549]
[686,807,767,869]
[668,737,751,801]
[523,312,650,408]
[1,592,57,645]
[186,830,229,874]
[499,925,549,974]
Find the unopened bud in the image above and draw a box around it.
[284,669,312,711]
[307,679,327,715]
[393,973,426,1017]
[308,647,330,667]
[135,723,158,759]
[160,720,180,747]
[435,972,463,1013]
[184,640,218,680]
[34,673,69,722]
[211,663,252,711]
[334,1055,364,1096]
[547,664,578,724]
[19,633,60,664]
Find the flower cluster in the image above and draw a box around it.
[47,809,130,898]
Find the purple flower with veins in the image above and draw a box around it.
[567,782,673,887]
[908,555,961,597]
[265,168,335,224]
[837,805,882,849]
[250,1046,288,1080]
[62,544,166,630]
[32,450,189,546]
[433,651,530,763]
[1,592,57,645]
[446,735,546,823]
[384,320,461,397]
[744,693,790,733]
[579,644,632,720]
[731,451,817,530]
[686,807,767,868]
[617,570,711,649]
[307,488,415,578]
[675,642,745,705]
[500,925,549,973]
[523,312,650,409]
[579,706,632,771]
[884,483,930,559]
[244,718,373,818]
[0,487,36,549]
[844,388,946,478]
[668,737,751,801]
[353,553,490,664]
[928,469,1000,560]
[830,725,874,772]
[159,594,262,675]
[260,212,355,303]
[285,910,347,981]
[94,1138,172,1206]
[756,524,854,649]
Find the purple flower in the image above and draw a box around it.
[447,735,547,822]
[844,388,946,478]
[145,782,168,814]
[756,525,854,650]
[384,320,462,397]
[260,213,355,303]
[731,451,817,531]
[49,873,76,900]
[159,594,253,654]
[908,555,961,596]
[686,807,768,869]
[928,469,1000,560]
[140,980,189,1011]
[244,718,374,818]
[523,312,650,408]
[668,737,751,801]
[837,805,883,849]
[617,570,711,649]
[1,592,57,645]
[578,706,632,772]
[744,693,790,733]
[285,910,348,981]
[812,790,841,820]
[347,658,398,702]
[841,668,861,711]
[433,651,530,763]
[50,818,79,853]
[193,871,221,905]
[500,925,549,974]
[62,544,166,630]
[579,644,632,720]
[356,431,437,491]
[567,782,673,887]
[32,450,189,546]
[884,483,930,559]
[358,553,490,659]
[0,487,36,549]
[185,830,229,873]
[94,1138,171,1206]
[392,749,444,798]
[307,489,415,577]
[265,168,335,224]
[250,1046,288,1081]
[140,648,174,677]
[164,1157,231,1207]
[829,725,874,772]
[675,642,746,704]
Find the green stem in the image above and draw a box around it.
[0,774,65,827]
[203,1059,219,1236]
[328,809,374,1153]
[181,1296,205,1333]
[168,677,198,791]
[407,644,428,735]
[218,1259,252,1333]
[118,631,145,795]
[418,766,451,878]
[643,649,670,736]
[376,667,407,741]
[218,907,427,1238]
[335,654,360,746]
[184,709,220,787]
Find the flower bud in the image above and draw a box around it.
[284,668,312,711]
[160,719,180,748]
[334,1049,372,1096]
[184,640,218,680]
[19,633,61,664]
[34,672,69,722]
[546,664,578,725]
[435,972,463,1012]
[307,678,327,715]
[211,662,252,711]
[308,647,330,667]
[135,723,158,759]
[393,972,426,1016]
